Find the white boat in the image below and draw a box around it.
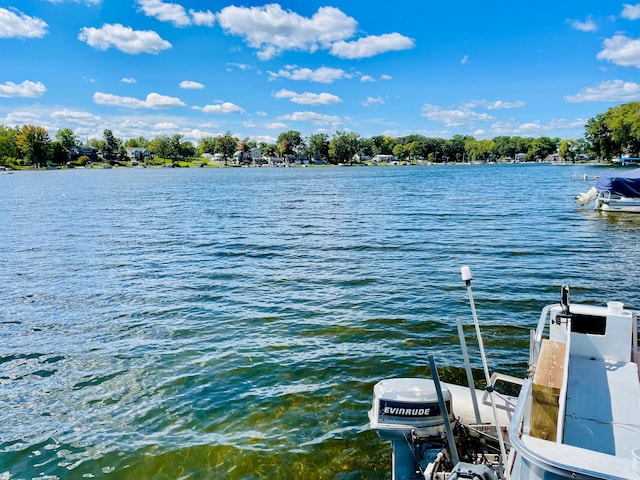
[576,168,640,213]
[507,288,640,480]
[370,270,640,480]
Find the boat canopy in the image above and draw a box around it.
[595,168,640,197]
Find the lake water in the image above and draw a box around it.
[1,164,639,479]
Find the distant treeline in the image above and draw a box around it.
[1,102,637,168]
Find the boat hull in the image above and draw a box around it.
[595,194,640,213]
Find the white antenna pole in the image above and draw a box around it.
[456,317,482,424]
[460,266,509,476]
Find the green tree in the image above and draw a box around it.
[371,135,396,155]
[215,132,238,163]
[170,134,184,160]
[88,138,105,152]
[102,129,120,158]
[307,133,330,162]
[396,135,427,161]
[404,141,421,161]
[148,135,173,160]
[423,137,446,162]
[493,136,513,160]
[447,134,472,162]
[259,142,277,159]
[528,136,559,161]
[558,139,577,162]
[585,113,614,161]
[242,137,257,152]
[198,136,217,155]
[329,131,359,164]
[180,141,196,158]
[604,102,640,156]
[124,136,149,148]
[55,128,77,150]
[392,143,406,161]
[465,138,496,162]
[358,137,376,159]
[17,125,51,168]
[277,130,304,158]
[574,138,590,159]
[0,125,19,165]
[51,141,69,165]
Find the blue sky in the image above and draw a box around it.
[1,1,640,144]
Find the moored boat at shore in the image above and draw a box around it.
[576,168,640,213]
[370,269,640,480]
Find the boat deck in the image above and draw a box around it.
[563,355,640,458]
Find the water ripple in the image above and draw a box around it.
[1,164,638,478]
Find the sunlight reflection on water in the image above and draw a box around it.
[1,164,637,478]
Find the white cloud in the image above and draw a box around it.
[279,111,341,126]
[268,66,350,83]
[78,23,172,54]
[597,34,640,67]
[2,111,40,125]
[137,0,214,27]
[360,75,375,82]
[251,134,277,143]
[154,121,180,130]
[487,118,586,138]
[571,17,598,32]
[93,92,186,109]
[421,104,494,127]
[564,79,640,102]
[487,100,526,110]
[515,122,543,133]
[621,3,640,20]
[193,102,245,114]
[217,4,357,59]
[465,99,526,110]
[227,63,252,71]
[121,77,136,84]
[273,89,342,105]
[330,33,415,59]
[46,0,102,4]
[0,80,47,98]
[461,55,469,64]
[362,96,384,107]
[138,0,191,27]
[183,128,218,140]
[50,109,100,125]
[189,9,215,27]
[266,122,288,129]
[0,7,48,39]
[380,74,392,81]
[180,80,205,89]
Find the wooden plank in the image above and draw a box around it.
[531,339,566,441]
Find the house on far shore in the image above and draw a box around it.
[125,147,151,163]
[69,145,98,162]
[544,154,562,163]
[233,150,251,165]
[371,154,396,163]
[250,147,262,162]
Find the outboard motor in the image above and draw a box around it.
[369,378,456,480]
